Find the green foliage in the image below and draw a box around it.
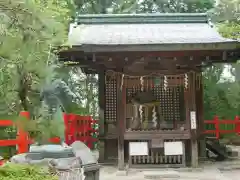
[204,0,240,136]
[0,0,77,147]
[73,0,214,14]
[0,0,71,113]
[136,0,214,13]
[210,0,240,22]
[0,0,100,149]
[218,22,240,40]
[0,163,57,180]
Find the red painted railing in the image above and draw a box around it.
[0,112,98,154]
[64,114,98,148]
[204,116,240,139]
[0,111,32,154]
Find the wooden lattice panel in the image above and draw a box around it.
[173,87,181,122]
[152,86,182,128]
[125,76,185,130]
[129,140,185,166]
[153,86,182,121]
[105,77,117,122]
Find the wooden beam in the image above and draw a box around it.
[124,130,190,140]
[116,74,125,170]
[58,49,239,65]
[93,50,224,58]
[70,50,225,59]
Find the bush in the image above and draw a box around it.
[0,163,57,180]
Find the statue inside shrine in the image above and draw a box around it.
[129,91,166,130]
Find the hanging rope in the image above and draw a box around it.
[106,69,196,78]
[120,74,124,90]
[184,73,189,89]
[164,76,168,91]
[152,106,157,128]
[139,76,144,123]
[140,76,144,91]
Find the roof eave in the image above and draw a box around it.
[71,42,239,52]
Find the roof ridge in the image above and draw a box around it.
[76,13,208,25]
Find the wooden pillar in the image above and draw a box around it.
[98,71,105,162]
[189,72,198,167]
[98,71,105,137]
[191,139,198,167]
[197,73,206,159]
[184,73,190,165]
[116,74,125,170]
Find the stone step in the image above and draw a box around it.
[227,150,238,157]
[144,170,180,179]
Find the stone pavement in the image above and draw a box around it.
[99,160,240,180]
[99,146,240,180]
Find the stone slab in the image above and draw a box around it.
[144,170,180,179]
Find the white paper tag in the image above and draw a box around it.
[190,111,197,129]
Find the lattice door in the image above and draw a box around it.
[105,77,117,123]
[152,86,183,129]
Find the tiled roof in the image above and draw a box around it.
[68,13,239,50]
[69,23,234,45]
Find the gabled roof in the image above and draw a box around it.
[68,13,239,52]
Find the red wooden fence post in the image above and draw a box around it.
[65,113,76,145]
[87,116,93,149]
[214,116,220,139]
[63,113,69,145]
[17,111,30,154]
[235,116,240,135]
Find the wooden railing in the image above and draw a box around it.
[204,116,240,139]
[0,112,98,154]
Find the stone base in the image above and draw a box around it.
[228,150,238,157]
[98,141,105,163]
[115,170,128,176]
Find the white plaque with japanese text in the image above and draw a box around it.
[190,111,197,129]
[164,141,183,155]
[129,142,148,156]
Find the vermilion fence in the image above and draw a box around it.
[204,116,240,139]
[0,112,98,154]
[63,113,98,148]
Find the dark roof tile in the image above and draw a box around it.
[68,13,239,51]
[69,23,234,45]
